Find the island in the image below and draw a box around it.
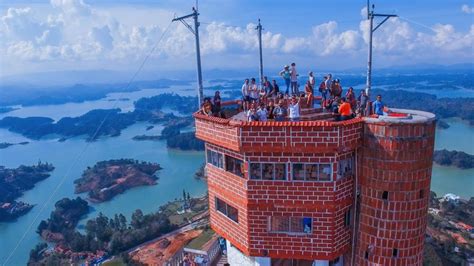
[433,149,474,169]
[0,141,29,149]
[0,106,19,114]
[0,161,55,222]
[167,132,204,151]
[0,93,195,141]
[36,197,90,242]
[73,159,162,202]
[0,142,13,149]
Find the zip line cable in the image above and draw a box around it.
[1,20,175,266]
[398,16,437,32]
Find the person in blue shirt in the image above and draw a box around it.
[373,94,385,116]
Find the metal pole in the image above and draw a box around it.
[193,8,204,107]
[256,19,264,85]
[366,10,373,96]
[365,2,397,97]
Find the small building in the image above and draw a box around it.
[182,229,221,266]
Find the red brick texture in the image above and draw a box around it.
[196,108,435,265]
[194,112,363,153]
[355,121,436,266]
[205,142,355,261]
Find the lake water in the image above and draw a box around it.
[0,88,473,265]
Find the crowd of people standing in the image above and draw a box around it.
[201,62,387,122]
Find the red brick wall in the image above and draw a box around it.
[240,121,362,153]
[195,115,241,152]
[206,144,356,260]
[194,113,363,154]
[355,121,436,266]
[207,163,250,254]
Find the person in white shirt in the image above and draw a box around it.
[257,103,268,121]
[241,78,250,111]
[249,78,259,103]
[308,71,315,90]
[288,95,301,121]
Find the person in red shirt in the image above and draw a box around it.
[338,97,353,121]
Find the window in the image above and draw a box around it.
[206,149,223,168]
[215,197,238,222]
[292,163,332,181]
[364,251,369,260]
[269,217,312,234]
[293,164,305,180]
[344,209,351,227]
[274,164,286,180]
[225,156,243,177]
[250,162,287,180]
[249,163,262,180]
[419,189,424,199]
[337,155,355,179]
[382,191,389,200]
[318,164,332,181]
[393,248,398,257]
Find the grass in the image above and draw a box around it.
[185,228,216,250]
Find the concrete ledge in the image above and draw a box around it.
[364,108,436,124]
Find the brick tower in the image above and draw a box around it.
[194,104,436,266]
[355,109,436,265]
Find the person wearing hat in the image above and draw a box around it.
[279,65,291,95]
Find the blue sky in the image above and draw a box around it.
[0,0,472,78]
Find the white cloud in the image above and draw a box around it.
[50,0,92,17]
[461,4,474,14]
[0,2,473,75]
[89,25,113,50]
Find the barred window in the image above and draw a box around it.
[215,197,238,223]
[292,163,332,181]
[269,217,312,234]
[250,163,262,180]
[225,156,243,178]
[206,149,223,168]
[250,163,287,181]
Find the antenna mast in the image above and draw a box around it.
[366,1,397,96]
[172,6,204,108]
[256,19,264,85]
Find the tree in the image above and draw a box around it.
[29,242,47,262]
[119,214,127,230]
[131,209,144,229]
[183,189,186,202]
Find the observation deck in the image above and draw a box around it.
[194,100,364,154]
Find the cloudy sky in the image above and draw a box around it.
[0,0,473,78]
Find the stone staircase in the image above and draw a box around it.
[300,107,334,121]
[214,253,228,266]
